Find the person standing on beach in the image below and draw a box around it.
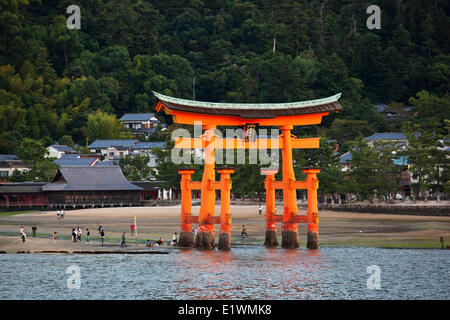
[241,225,248,239]
[31,225,37,237]
[86,228,91,244]
[100,229,105,246]
[60,210,64,219]
[71,228,76,243]
[172,232,178,246]
[258,205,262,215]
[76,227,81,242]
[56,209,60,218]
[121,232,127,247]
[130,223,135,236]
[52,232,57,244]
[97,222,102,234]
[20,228,26,243]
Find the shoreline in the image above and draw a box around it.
[0,205,449,252]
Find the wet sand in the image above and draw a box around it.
[1,205,449,253]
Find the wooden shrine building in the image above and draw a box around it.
[42,166,143,207]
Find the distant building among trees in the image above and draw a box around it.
[119,113,160,136]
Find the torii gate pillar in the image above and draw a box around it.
[304,168,320,249]
[262,169,279,247]
[217,168,234,251]
[195,125,216,250]
[178,169,196,247]
[280,125,300,248]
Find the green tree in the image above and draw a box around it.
[86,110,132,141]
[59,135,75,147]
[14,138,58,181]
[347,137,379,201]
[327,119,374,146]
[119,154,153,181]
[402,121,444,199]
[15,138,48,170]
[409,91,450,126]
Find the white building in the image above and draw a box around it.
[46,144,76,159]
[88,139,140,161]
[0,155,30,179]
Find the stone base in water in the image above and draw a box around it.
[306,231,319,249]
[195,231,215,249]
[281,231,300,248]
[218,233,231,251]
[178,231,194,248]
[264,230,279,247]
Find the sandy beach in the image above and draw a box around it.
[1,205,450,253]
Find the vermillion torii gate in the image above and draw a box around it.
[154,91,342,250]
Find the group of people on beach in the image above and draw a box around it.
[17,213,204,249]
[70,224,105,245]
[143,232,177,248]
[19,225,39,243]
[56,209,65,219]
[71,227,88,243]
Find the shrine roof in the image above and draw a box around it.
[153,91,342,119]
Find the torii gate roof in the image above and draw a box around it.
[153,91,342,119]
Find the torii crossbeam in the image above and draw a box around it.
[154,91,342,250]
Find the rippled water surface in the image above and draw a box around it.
[0,247,448,299]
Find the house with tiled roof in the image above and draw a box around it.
[339,133,415,172]
[131,141,167,168]
[47,144,77,158]
[339,151,353,172]
[88,139,140,160]
[363,132,410,148]
[0,155,30,180]
[119,113,160,136]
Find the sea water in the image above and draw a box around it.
[0,246,448,300]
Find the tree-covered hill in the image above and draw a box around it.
[0,0,449,153]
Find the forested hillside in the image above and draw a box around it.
[0,0,449,153]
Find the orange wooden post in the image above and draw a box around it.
[303,168,320,249]
[262,168,279,247]
[280,125,300,248]
[178,169,196,247]
[195,125,217,249]
[217,168,235,250]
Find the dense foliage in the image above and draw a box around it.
[1,1,449,197]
